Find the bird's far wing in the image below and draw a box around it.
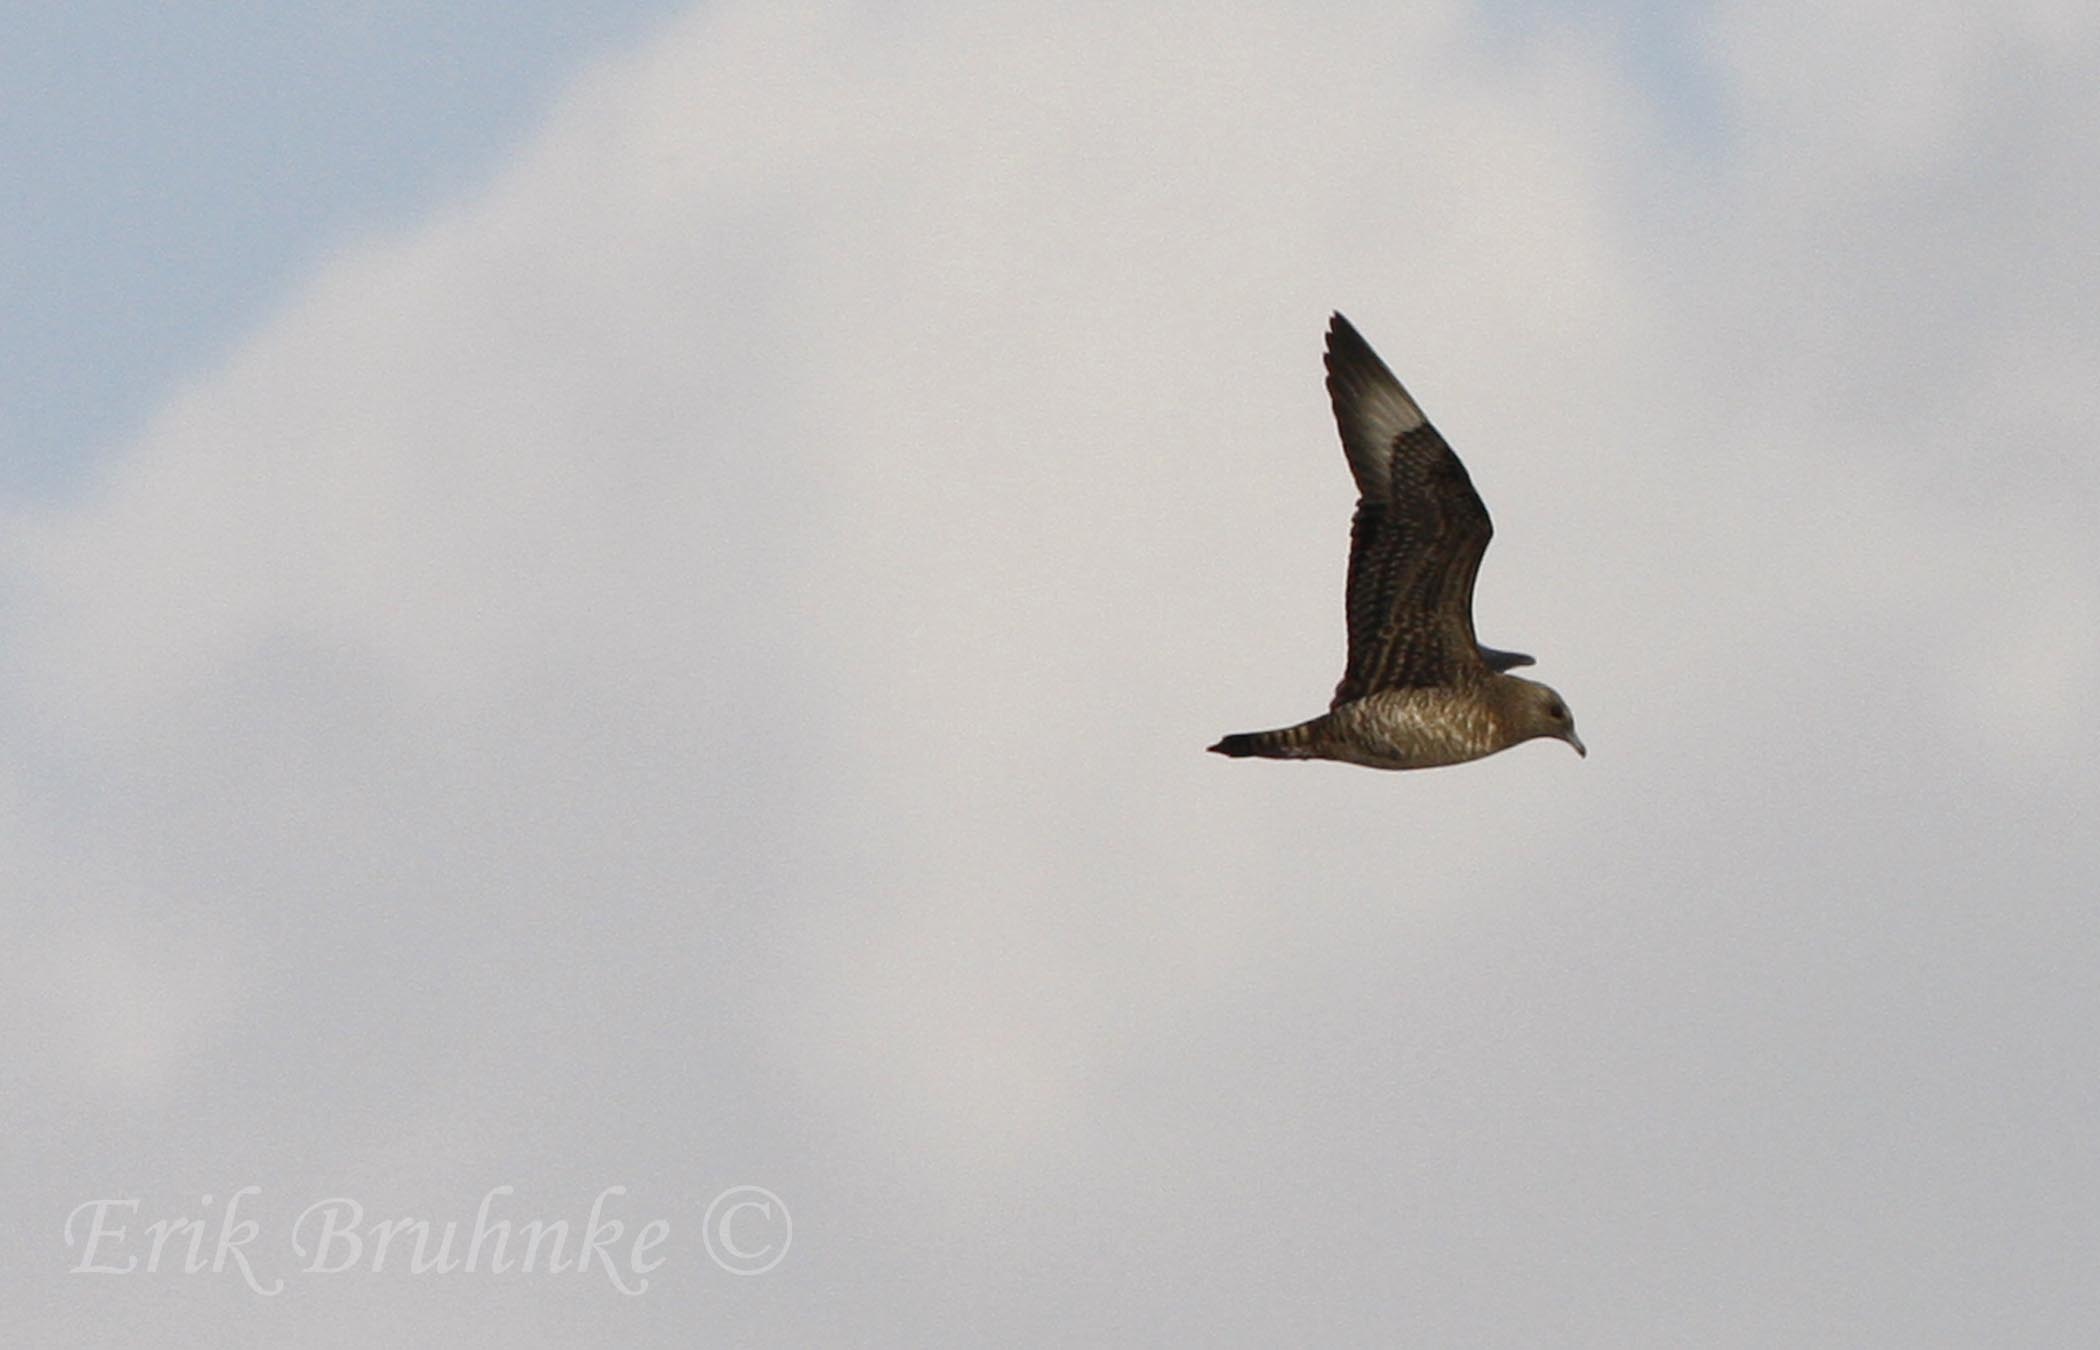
[1324,314,1494,707]
[1477,645,1534,672]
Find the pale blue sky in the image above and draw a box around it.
[5,1,1742,496]
[4,2,688,491]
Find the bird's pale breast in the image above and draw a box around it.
[1324,688,1504,769]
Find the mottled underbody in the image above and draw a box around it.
[1210,674,1579,770]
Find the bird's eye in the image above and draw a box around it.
[1548,704,1565,720]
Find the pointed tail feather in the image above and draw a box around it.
[1208,724,1316,759]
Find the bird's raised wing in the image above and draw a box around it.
[1324,313,1495,707]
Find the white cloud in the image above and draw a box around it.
[10,0,2100,1342]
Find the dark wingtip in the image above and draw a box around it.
[1322,312,1393,396]
[1208,734,1254,758]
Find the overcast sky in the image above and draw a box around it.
[9,1,2100,1344]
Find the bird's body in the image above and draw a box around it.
[1210,314,1585,771]
[1213,681,1541,770]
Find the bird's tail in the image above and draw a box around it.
[1208,723,1318,759]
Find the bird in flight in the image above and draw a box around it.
[1210,313,1585,770]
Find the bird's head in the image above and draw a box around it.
[1498,676,1585,758]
